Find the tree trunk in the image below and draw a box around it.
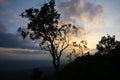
[53,57,61,80]
[53,57,60,73]
[50,42,60,73]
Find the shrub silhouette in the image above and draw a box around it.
[96,34,118,55]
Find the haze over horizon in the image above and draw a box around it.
[0,0,120,60]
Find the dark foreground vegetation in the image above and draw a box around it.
[59,50,120,80]
[59,35,120,80]
[31,35,120,80]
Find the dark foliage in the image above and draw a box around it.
[96,34,119,55]
[59,38,120,80]
[67,40,90,62]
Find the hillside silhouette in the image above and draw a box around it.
[29,40,120,80]
[59,43,120,80]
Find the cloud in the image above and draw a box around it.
[57,0,105,48]
[57,0,104,25]
[0,31,49,58]
[0,47,48,55]
[0,0,9,6]
[0,32,40,50]
[0,47,50,60]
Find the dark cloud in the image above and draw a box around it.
[0,20,36,50]
[0,32,40,50]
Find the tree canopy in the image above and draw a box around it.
[96,34,119,55]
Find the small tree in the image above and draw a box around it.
[96,34,118,55]
[67,49,76,62]
[72,40,89,56]
[67,40,89,61]
[18,0,77,72]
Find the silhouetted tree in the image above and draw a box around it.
[96,34,118,55]
[67,40,89,61]
[18,0,77,72]
[72,40,89,56]
[67,49,76,62]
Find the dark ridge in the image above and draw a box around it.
[59,48,120,80]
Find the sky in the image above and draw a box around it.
[0,0,120,60]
